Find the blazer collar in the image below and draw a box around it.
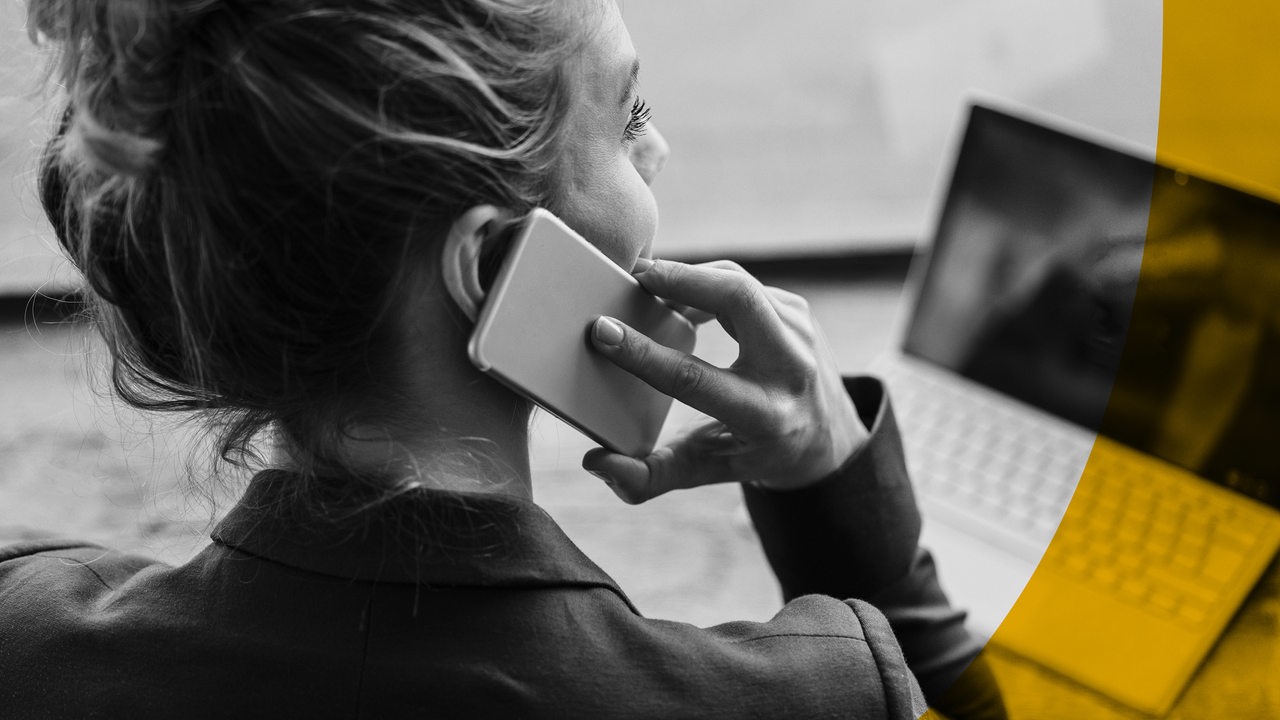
[212,470,633,607]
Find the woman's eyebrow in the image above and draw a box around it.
[618,58,640,108]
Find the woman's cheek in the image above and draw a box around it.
[626,157,660,257]
[604,178,658,268]
[637,191,658,262]
[561,158,657,268]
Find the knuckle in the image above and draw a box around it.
[750,389,784,430]
[759,402,794,437]
[727,279,766,315]
[662,260,689,287]
[789,363,820,396]
[770,287,810,314]
[765,285,790,301]
[773,345,821,392]
[669,359,707,398]
[761,386,810,433]
[623,330,654,367]
[791,318,819,345]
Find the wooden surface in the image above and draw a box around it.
[1,269,1277,718]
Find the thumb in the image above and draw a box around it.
[582,448,659,504]
[582,424,740,504]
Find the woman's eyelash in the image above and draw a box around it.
[624,97,652,143]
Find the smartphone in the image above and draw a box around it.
[468,209,697,457]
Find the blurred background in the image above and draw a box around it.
[0,0,1164,293]
[8,6,1280,715]
[0,0,1165,624]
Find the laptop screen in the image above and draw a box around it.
[903,104,1280,508]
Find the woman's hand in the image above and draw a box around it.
[583,258,868,503]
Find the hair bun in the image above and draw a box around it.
[30,0,179,177]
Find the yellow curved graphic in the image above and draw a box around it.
[963,2,1280,717]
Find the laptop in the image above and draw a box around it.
[875,101,1280,716]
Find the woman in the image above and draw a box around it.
[2,0,1004,717]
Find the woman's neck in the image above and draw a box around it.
[272,289,537,500]
[272,386,535,500]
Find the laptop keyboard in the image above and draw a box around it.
[882,358,1091,558]
[880,358,1278,627]
[1046,446,1271,629]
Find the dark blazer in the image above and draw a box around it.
[0,378,1003,719]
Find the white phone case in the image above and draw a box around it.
[468,209,698,456]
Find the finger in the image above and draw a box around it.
[661,299,716,326]
[668,260,757,341]
[583,446,664,504]
[692,264,810,345]
[583,426,739,504]
[763,286,818,345]
[582,447,648,502]
[764,286,808,312]
[763,286,809,323]
[632,259,789,351]
[591,315,766,426]
[696,262,756,340]
[679,305,717,325]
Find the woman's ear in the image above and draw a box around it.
[441,205,514,322]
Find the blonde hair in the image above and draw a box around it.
[32,0,585,482]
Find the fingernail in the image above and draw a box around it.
[631,257,654,274]
[593,316,624,346]
[588,470,615,487]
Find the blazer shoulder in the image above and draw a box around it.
[0,538,162,593]
[628,594,928,720]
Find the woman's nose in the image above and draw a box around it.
[629,124,669,186]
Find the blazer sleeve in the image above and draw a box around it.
[742,376,1007,720]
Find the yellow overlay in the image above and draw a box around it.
[943,2,1280,718]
